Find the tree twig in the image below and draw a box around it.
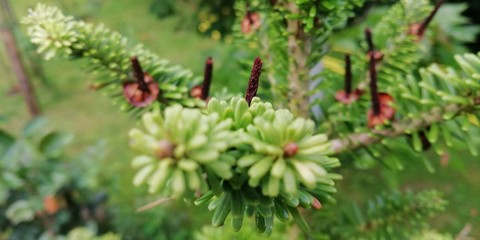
[136,197,173,212]
[330,99,480,153]
[455,223,473,240]
[0,0,41,117]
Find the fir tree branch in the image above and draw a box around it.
[330,97,480,153]
[22,4,203,112]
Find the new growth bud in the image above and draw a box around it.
[283,142,299,157]
[364,28,384,62]
[335,54,362,104]
[365,29,395,128]
[154,140,175,159]
[201,57,213,100]
[190,57,213,101]
[245,57,263,105]
[408,0,445,39]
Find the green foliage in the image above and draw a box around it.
[316,190,448,239]
[35,227,120,240]
[149,0,176,19]
[0,118,113,239]
[319,52,480,174]
[19,0,480,238]
[231,0,365,108]
[130,104,234,196]
[430,3,480,64]
[410,230,453,240]
[129,97,338,232]
[150,0,236,40]
[22,4,204,114]
[5,200,35,225]
[194,216,289,240]
[313,0,480,173]
[62,227,120,240]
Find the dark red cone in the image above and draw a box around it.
[245,57,263,105]
[123,56,159,107]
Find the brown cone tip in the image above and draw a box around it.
[201,57,213,100]
[409,0,445,38]
[365,28,374,53]
[191,57,213,101]
[337,54,362,104]
[123,57,160,108]
[367,93,395,128]
[364,28,383,62]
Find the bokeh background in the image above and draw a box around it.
[1,0,479,239]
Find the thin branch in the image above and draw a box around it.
[330,98,480,153]
[455,223,473,240]
[1,0,41,117]
[136,197,173,212]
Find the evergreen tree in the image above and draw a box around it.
[20,1,480,238]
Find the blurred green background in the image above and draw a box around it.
[1,0,480,239]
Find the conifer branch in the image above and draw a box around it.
[347,190,447,238]
[331,98,480,153]
[22,4,203,111]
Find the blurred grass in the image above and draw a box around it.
[1,0,479,238]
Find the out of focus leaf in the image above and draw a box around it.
[436,3,480,43]
[467,113,480,127]
[2,172,24,188]
[0,130,14,156]
[6,200,35,224]
[39,132,74,158]
[0,182,8,205]
[22,117,47,138]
